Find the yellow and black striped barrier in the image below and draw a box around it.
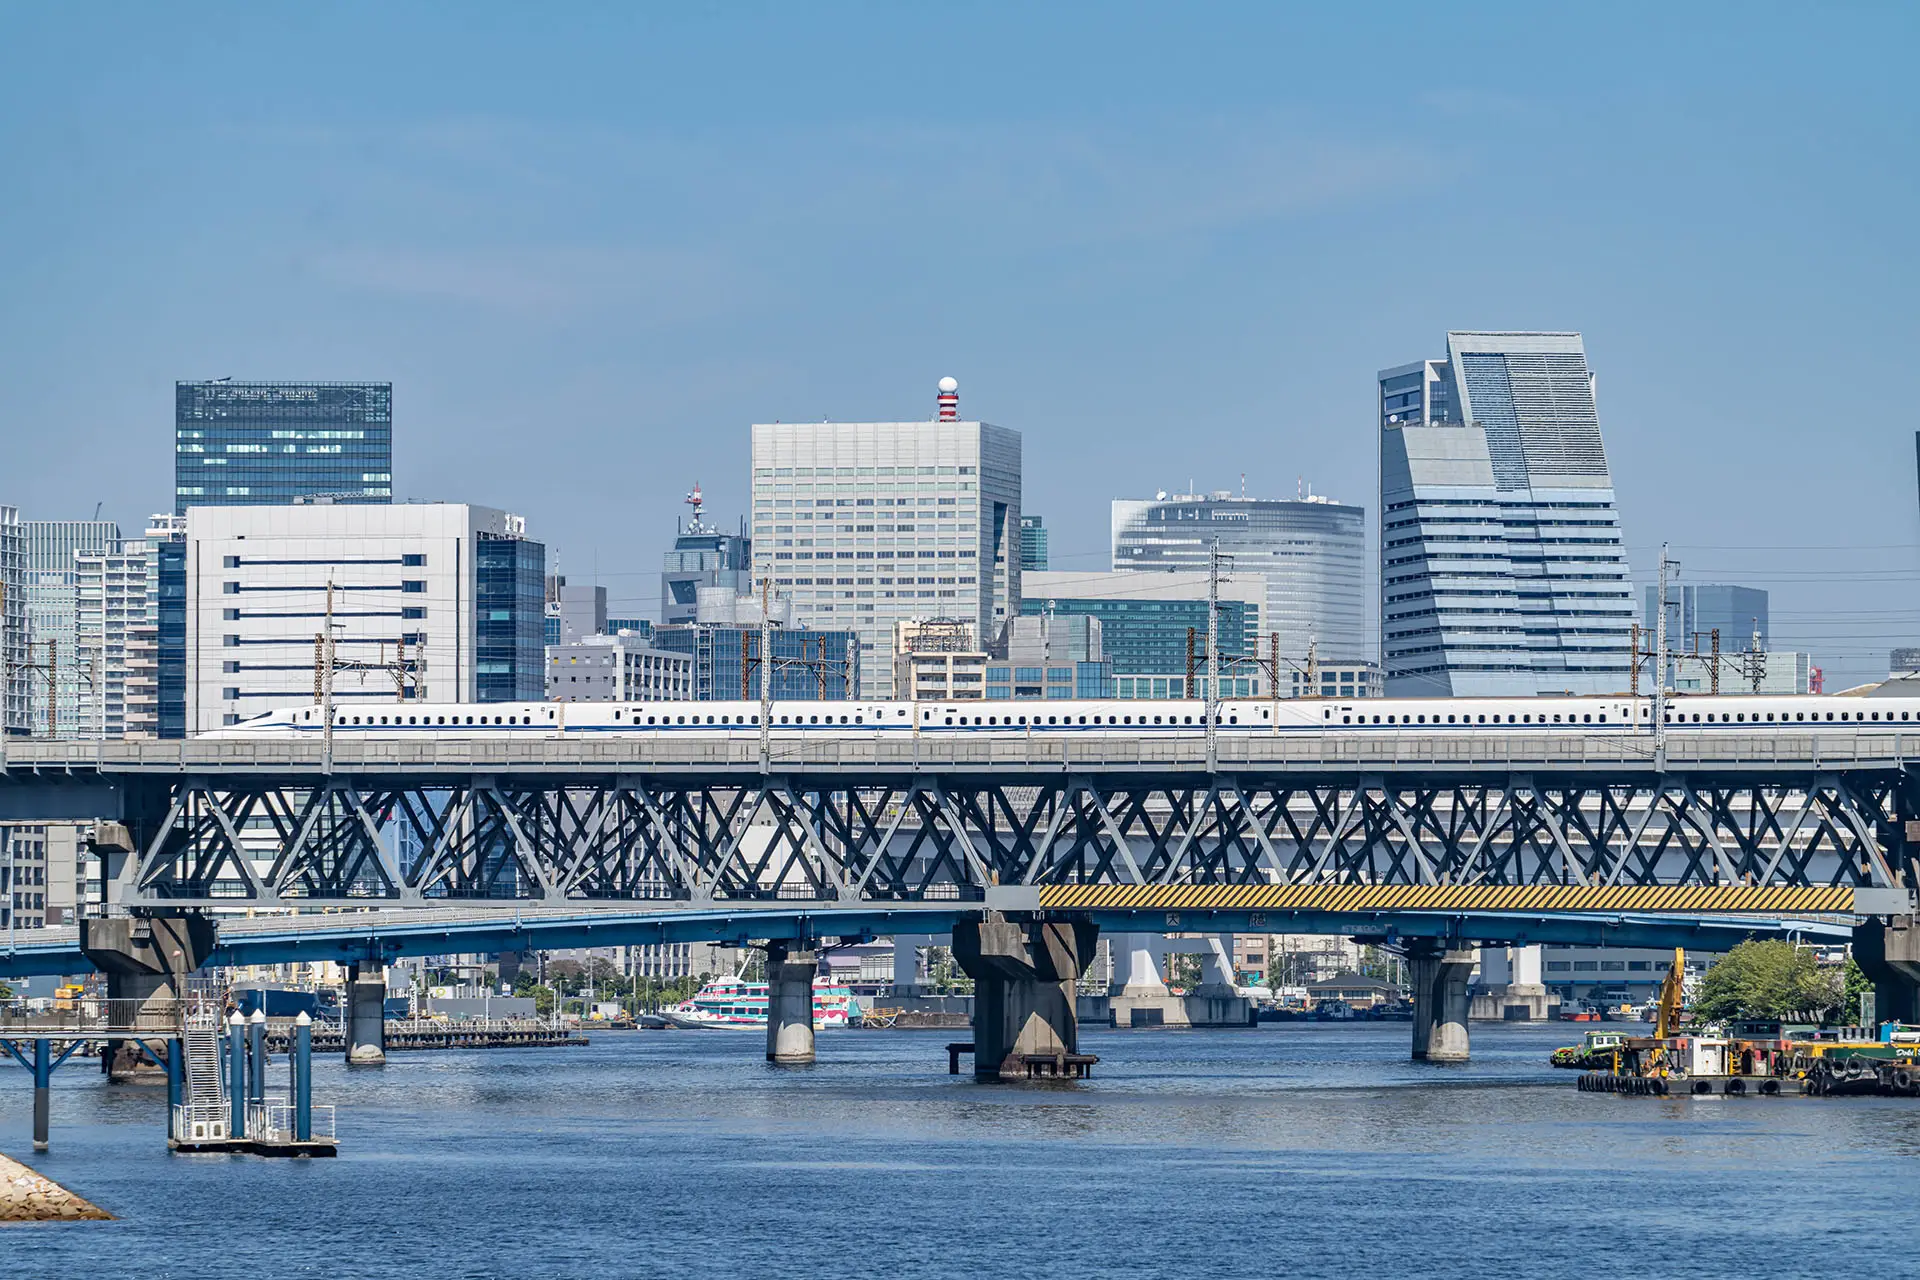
[1034,883,1856,915]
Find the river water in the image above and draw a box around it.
[6,1022,1920,1277]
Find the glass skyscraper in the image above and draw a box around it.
[476,532,547,702]
[1019,515,1049,572]
[175,380,393,513]
[1110,493,1366,664]
[23,520,120,735]
[1378,331,1634,696]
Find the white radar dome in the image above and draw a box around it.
[937,376,958,393]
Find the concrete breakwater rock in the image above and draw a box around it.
[0,1153,113,1222]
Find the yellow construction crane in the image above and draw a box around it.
[1654,948,1686,1038]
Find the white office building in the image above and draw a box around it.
[546,634,694,702]
[749,381,1022,698]
[185,503,529,733]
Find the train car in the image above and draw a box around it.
[199,692,1920,741]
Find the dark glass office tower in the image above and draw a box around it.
[475,532,546,702]
[175,381,393,513]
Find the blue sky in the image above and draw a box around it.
[3,5,1915,683]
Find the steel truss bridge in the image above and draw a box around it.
[2,732,1916,922]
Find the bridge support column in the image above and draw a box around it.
[765,942,818,1065]
[80,916,216,1082]
[1853,914,1920,1025]
[953,914,1098,1080]
[891,935,925,996]
[1408,942,1474,1063]
[1187,934,1254,1027]
[345,964,387,1066]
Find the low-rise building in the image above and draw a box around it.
[545,634,694,702]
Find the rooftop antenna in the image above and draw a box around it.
[685,483,710,534]
[937,376,959,422]
[1240,472,1246,500]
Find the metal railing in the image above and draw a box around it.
[0,996,184,1034]
[249,1097,335,1144]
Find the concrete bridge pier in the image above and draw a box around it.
[1408,942,1475,1062]
[345,963,387,1066]
[1853,914,1920,1024]
[1187,934,1254,1026]
[953,914,1098,1079]
[79,915,215,1082]
[890,934,926,996]
[765,942,818,1065]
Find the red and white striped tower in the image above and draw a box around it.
[936,376,959,421]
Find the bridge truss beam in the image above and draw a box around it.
[119,769,1920,909]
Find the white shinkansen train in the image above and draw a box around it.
[200,692,1920,739]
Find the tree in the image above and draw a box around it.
[1841,955,1874,1024]
[1693,940,1841,1023]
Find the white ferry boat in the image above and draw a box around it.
[663,975,861,1030]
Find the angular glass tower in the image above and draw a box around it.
[1378,331,1634,696]
[175,381,393,512]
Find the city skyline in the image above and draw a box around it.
[3,8,1916,687]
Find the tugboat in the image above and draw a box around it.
[1560,999,1602,1022]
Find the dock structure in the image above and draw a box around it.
[266,1017,588,1053]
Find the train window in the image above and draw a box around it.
[1872,712,1881,721]
[1079,716,1088,725]
[1448,715,1457,724]
[1905,713,1912,721]
[1476,715,1484,724]
[1047,716,1057,725]
[1551,715,1560,724]
[780,715,790,724]
[1019,716,1028,726]
[1416,715,1425,724]
[750,716,759,725]
[1343,715,1352,724]
[945,716,953,725]
[1152,715,1161,725]
[647,716,656,725]
[1123,716,1133,725]
[1229,715,1238,724]
[1323,709,1331,719]
[1599,715,1607,723]
[855,716,863,724]
[1769,713,1777,722]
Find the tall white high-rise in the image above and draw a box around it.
[1378,331,1634,696]
[749,380,1021,697]
[0,507,25,735]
